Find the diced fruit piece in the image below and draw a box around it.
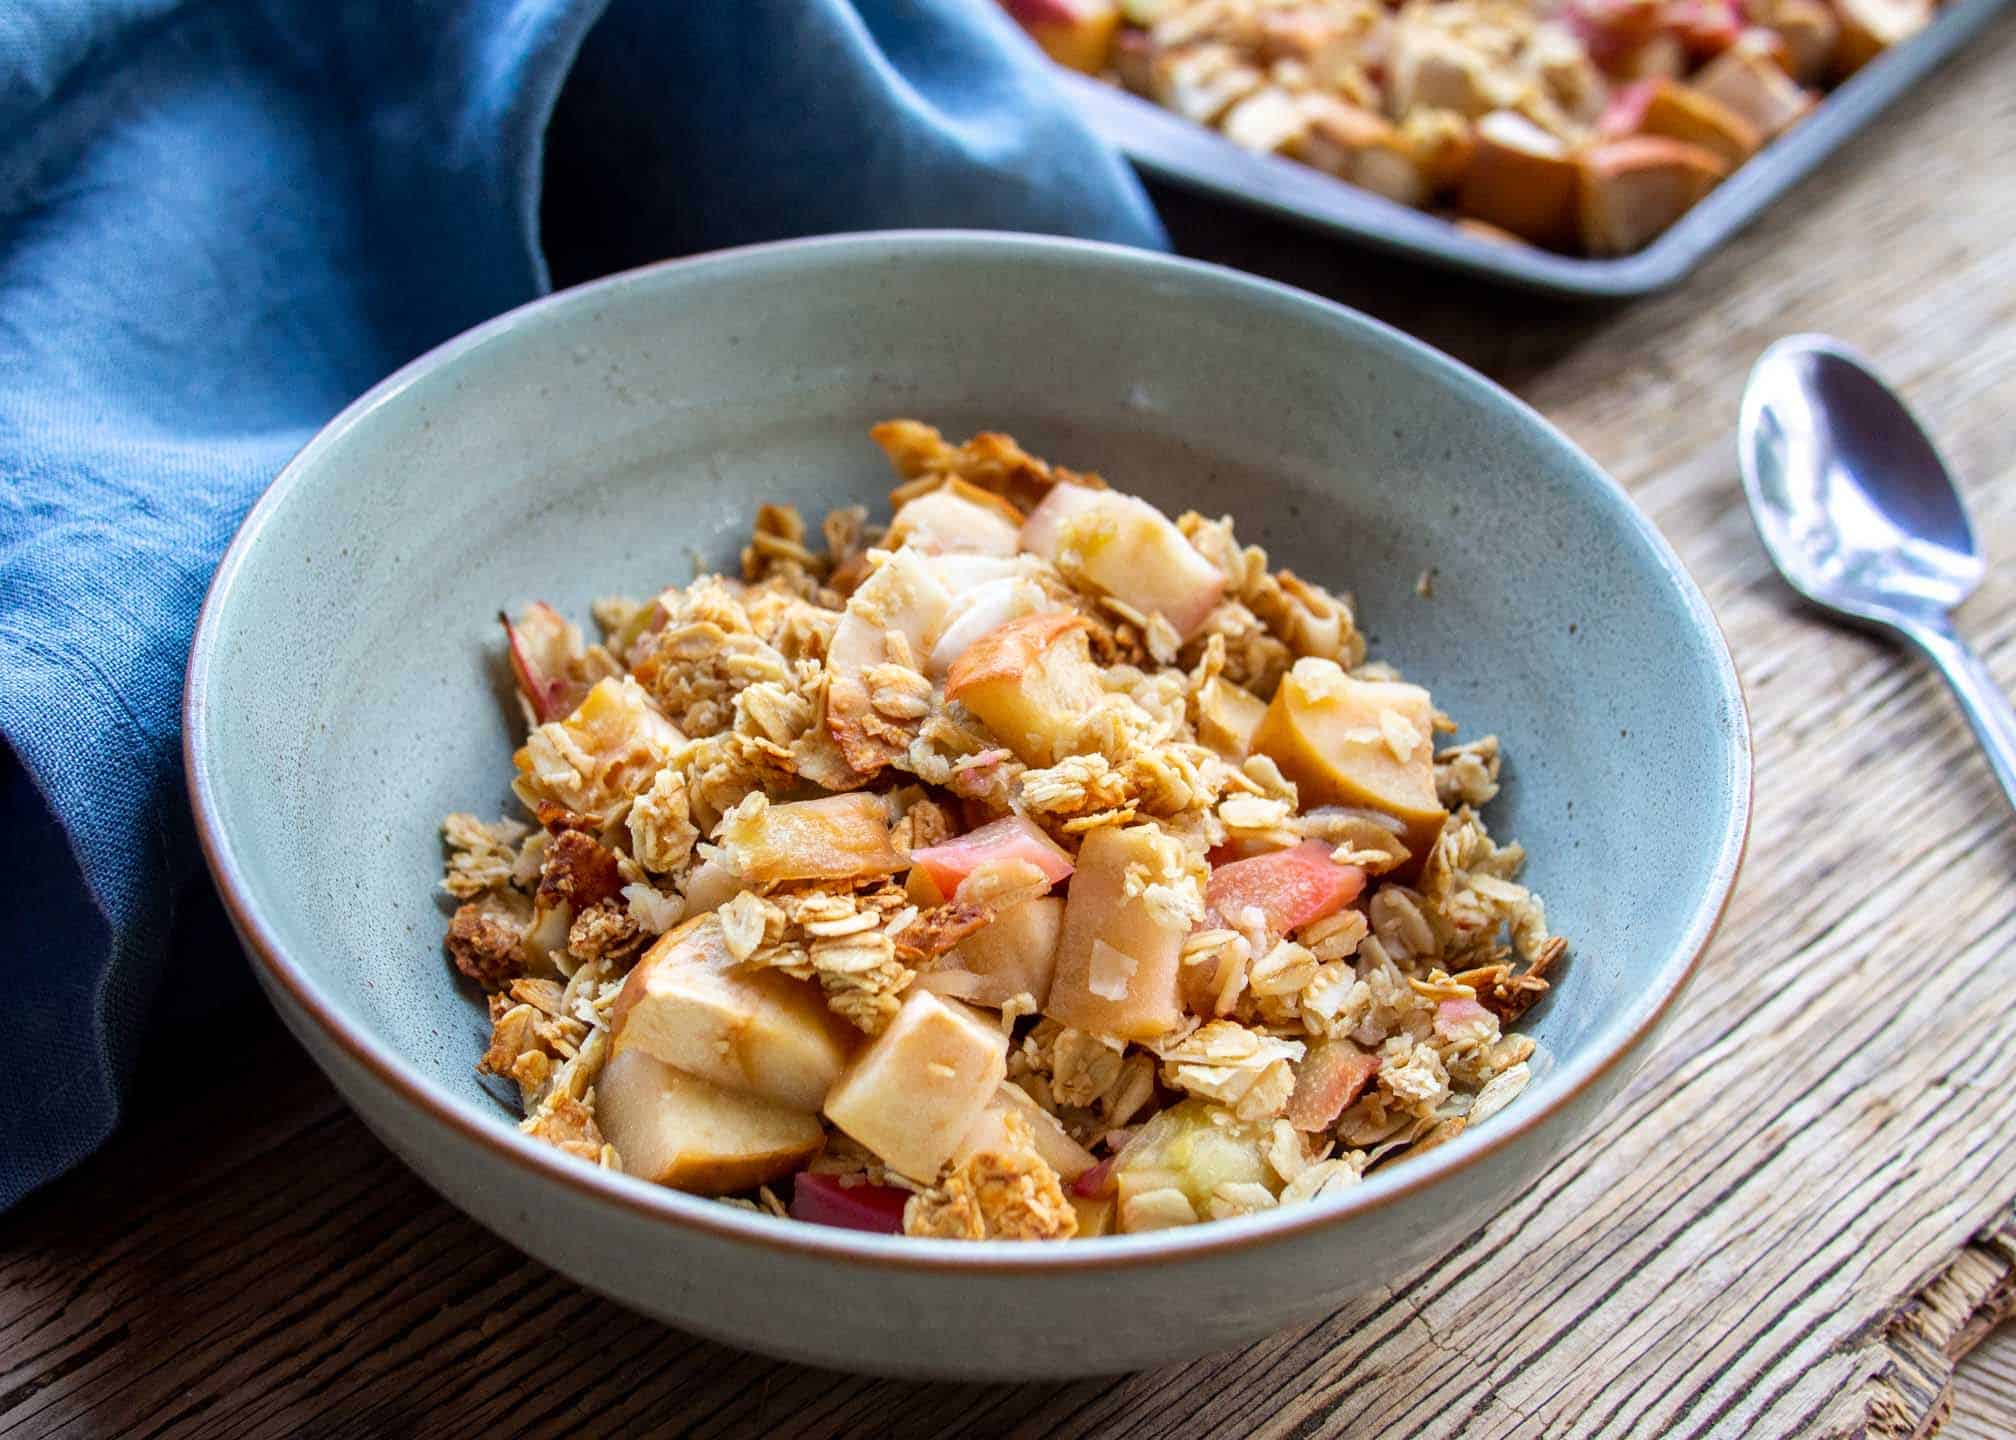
[906,865,948,909]
[1830,0,1930,74]
[512,676,684,825]
[823,990,1010,1181]
[681,858,741,915]
[1292,99,1433,208]
[1150,41,1264,125]
[923,896,1068,1009]
[958,1085,1097,1181]
[1664,0,1743,56]
[1286,1039,1381,1131]
[1388,24,1509,117]
[788,1173,910,1233]
[1072,1151,1121,1198]
[611,914,859,1112]
[1598,78,1659,135]
[1633,79,1762,166]
[503,602,592,723]
[1195,676,1269,760]
[1456,111,1580,249]
[1204,839,1367,935]
[1070,1193,1117,1237]
[1113,23,1155,92]
[1000,0,1122,73]
[595,1049,824,1195]
[827,544,954,675]
[928,575,1061,676]
[1252,658,1448,865]
[1564,0,1666,66]
[1747,0,1839,81]
[1113,1099,1278,1224]
[1222,87,1309,155]
[911,815,1074,896]
[1434,996,1494,1039]
[1577,136,1729,256]
[1690,42,1814,137]
[1398,108,1479,191]
[945,612,1104,766]
[1046,825,1192,1040]
[1614,30,1690,78]
[887,479,1024,558]
[929,553,1027,596]
[520,894,573,971]
[1019,484,1226,640]
[1015,479,1102,555]
[716,793,908,887]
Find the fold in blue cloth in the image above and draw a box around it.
[0,0,1165,1209]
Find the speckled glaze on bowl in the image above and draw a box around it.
[185,232,1749,1380]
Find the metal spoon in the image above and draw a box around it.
[1739,333,2016,811]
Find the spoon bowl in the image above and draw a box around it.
[1740,335,1982,626]
[1740,333,2016,810]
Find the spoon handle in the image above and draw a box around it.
[1900,621,2016,814]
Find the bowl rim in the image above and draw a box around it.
[184,229,1752,1273]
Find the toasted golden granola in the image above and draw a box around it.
[439,421,1566,1240]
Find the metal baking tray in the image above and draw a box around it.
[1056,0,2012,297]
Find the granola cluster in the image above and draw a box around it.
[999,0,1905,257]
[439,421,1563,1241]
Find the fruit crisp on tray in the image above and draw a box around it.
[440,422,1562,1241]
[997,0,1933,257]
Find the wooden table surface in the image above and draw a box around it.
[7,15,2016,1437]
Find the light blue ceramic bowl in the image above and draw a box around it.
[185,232,1749,1379]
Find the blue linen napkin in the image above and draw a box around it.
[0,0,1165,1210]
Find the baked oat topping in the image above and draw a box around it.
[438,422,1565,1239]
[994,0,1909,258]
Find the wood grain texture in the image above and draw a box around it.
[1949,1320,2016,1440]
[6,12,2016,1437]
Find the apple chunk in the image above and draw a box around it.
[927,575,1061,676]
[1205,840,1367,934]
[1576,136,1728,256]
[611,913,858,1112]
[1046,824,1194,1040]
[910,814,1074,896]
[1019,484,1226,640]
[1632,80,1761,167]
[715,792,908,888]
[1832,0,1930,75]
[945,612,1105,766]
[512,675,683,825]
[1285,1039,1381,1132]
[957,1084,1096,1181]
[595,1049,824,1195]
[1194,675,1269,760]
[921,895,1067,1009]
[1000,0,1121,73]
[1252,658,1447,864]
[823,990,1010,1181]
[887,479,1024,558]
[789,1173,910,1233]
[1457,111,1580,250]
[1112,1098,1277,1226]
[1690,43,1814,137]
[826,544,954,676]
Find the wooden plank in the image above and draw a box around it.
[4,11,2016,1437]
[1949,1322,2016,1440]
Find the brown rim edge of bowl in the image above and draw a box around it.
[181,230,1755,1276]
